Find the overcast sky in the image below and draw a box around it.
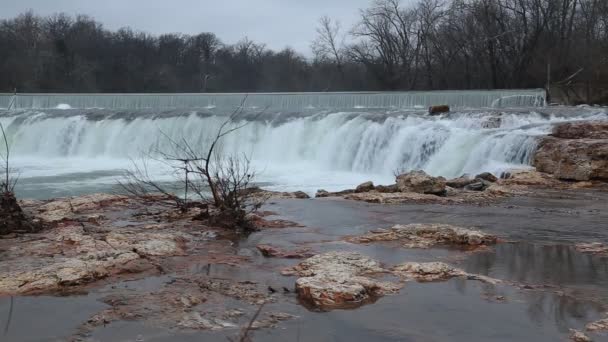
[0,0,379,55]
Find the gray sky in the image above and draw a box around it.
[0,0,376,55]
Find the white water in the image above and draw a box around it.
[2,106,606,199]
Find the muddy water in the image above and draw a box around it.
[2,189,608,341]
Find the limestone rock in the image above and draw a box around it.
[282,252,400,310]
[475,172,498,182]
[355,181,375,193]
[392,262,500,284]
[534,122,608,181]
[586,318,608,332]
[569,329,592,342]
[347,223,497,249]
[256,244,314,259]
[396,170,447,195]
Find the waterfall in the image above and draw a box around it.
[1,90,605,199]
[1,89,546,110]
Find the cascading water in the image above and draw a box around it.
[1,102,607,200]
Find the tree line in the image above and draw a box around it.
[0,0,606,98]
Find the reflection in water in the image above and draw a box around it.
[464,243,608,286]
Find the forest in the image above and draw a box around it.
[0,0,606,97]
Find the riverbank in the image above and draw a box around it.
[1,180,607,341]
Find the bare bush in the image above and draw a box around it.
[119,99,267,232]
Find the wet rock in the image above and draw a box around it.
[464,178,492,191]
[355,181,375,193]
[576,242,608,256]
[396,170,447,195]
[315,189,330,198]
[315,189,355,198]
[552,122,608,140]
[241,187,310,200]
[481,116,502,129]
[256,244,314,259]
[475,172,498,182]
[375,184,399,193]
[347,223,497,249]
[178,312,237,330]
[569,329,592,342]
[586,318,608,332]
[282,252,400,310]
[197,279,271,305]
[429,105,450,115]
[250,312,298,330]
[446,176,476,189]
[534,122,608,181]
[35,194,129,223]
[0,224,189,295]
[392,262,500,284]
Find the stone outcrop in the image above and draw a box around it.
[569,329,592,342]
[257,244,314,259]
[282,252,400,310]
[396,170,447,195]
[534,122,608,181]
[0,223,189,295]
[575,242,608,256]
[586,318,608,332]
[429,105,450,115]
[392,262,500,284]
[355,181,375,193]
[347,223,497,249]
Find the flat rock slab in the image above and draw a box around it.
[347,223,497,249]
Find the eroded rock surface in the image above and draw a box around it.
[534,122,608,181]
[0,223,189,294]
[257,244,314,259]
[586,318,608,332]
[570,329,592,342]
[282,252,400,310]
[576,242,608,256]
[396,170,447,195]
[392,262,500,284]
[347,223,497,249]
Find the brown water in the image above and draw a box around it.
[1,189,608,341]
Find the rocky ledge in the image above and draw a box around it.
[534,121,608,181]
[282,251,501,310]
[346,223,497,249]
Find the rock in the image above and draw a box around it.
[429,105,450,115]
[240,187,310,200]
[292,191,311,199]
[576,242,608,256]
[475,172,498,182]
[315,189,329,198]
[396,170,447,195]
[464,179,492,191]
[35,194,129,223]
[481,116,502,129]
[347,223,497,248]
[375,184,399,193]
[256,244,314,259]
[355,181,375,193]
[392,262,500,284]
[586,318,608,332]
[282,252,400,310]
[534,122,608,181]
[552,122,608,139]
[315,189,355,198]
[446,176,475,189]
[569,329,592,342]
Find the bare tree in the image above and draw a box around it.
[312,16,346,85]
[119,98,267,231]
